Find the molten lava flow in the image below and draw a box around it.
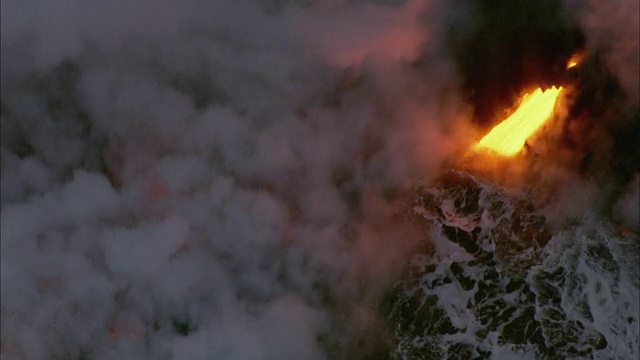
[474,86,563,156]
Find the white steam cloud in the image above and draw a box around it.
[1,1,466,358]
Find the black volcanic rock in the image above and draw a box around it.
[414,170,550,276]
[385,171,638,359]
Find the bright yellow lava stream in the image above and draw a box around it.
[474,86,563,156]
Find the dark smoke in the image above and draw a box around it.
[562,52,640,195]
[445,0,586,126]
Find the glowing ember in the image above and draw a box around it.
[566,53,583,69]
[474,86,563,156]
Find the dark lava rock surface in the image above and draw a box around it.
[384,170,636,360]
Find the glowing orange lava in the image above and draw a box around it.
[566,53,583,69]
[474,86,563,156]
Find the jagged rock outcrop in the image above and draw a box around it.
[385,170,638,359]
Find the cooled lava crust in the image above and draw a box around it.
[384,170,617,359]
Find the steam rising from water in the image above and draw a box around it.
[1,0,637,359]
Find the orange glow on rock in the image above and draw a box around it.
[474,86,563,156]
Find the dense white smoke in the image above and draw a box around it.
[1,1,469,358]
